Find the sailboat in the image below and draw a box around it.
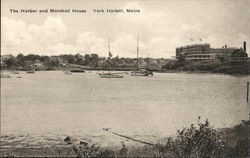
[99,39,124,78]
[131,36,153,76]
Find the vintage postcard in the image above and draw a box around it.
[1,0,249,157]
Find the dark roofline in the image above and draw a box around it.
[176,43,210,49]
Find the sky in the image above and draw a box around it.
[1,0,250,58]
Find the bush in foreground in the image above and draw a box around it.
[155,118,229,158]
[64,118,248,157]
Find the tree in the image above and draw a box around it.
[76,58,85,65]
[84,54,99,67]
[24,54,40,62]
[43,58,59,68]
[5,58,18,68]
[60,55,75,64]
[16,54,25,66]
[66,55,75,64]
[40,56,50,62]
[17,54,24,61]
[74,54,85,65]
[84,54,90,65]
[90,54,99,67]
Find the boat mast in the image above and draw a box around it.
[108,38,111,72]
[147,55,149,70]
[108,38,110,55]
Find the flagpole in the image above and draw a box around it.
[189,29,192,45]
[108,38,110,56]
[189,30,191,45]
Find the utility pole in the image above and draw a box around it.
[247,81,249,103]
[247,81,250,157]
[226,127,229,156]
[137,35,139,71]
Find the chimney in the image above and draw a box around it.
[243,41,246,52]
[225,45,227,49]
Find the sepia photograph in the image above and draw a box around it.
[1,0,250,157]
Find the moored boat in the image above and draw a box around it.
[99,73,124,78]
[99,38,124,78]
[12,71,20,74]
[26,70,35,73]
[26,65,35,73]
[131,69,153,76]
[70,69,85,73]
[131,35,153,77]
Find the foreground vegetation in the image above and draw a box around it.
[1,118,248,157]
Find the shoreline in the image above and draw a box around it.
[1,69,250,76]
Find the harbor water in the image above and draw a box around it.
[1,71,249,146]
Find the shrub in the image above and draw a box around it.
[155,118,228,158]
[65,138,115,157]
[234,140,248,157]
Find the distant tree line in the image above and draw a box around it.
[3,53,248,74]
[1,53,99,70]
[1,53,169,71]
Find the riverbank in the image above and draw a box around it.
[0,120,248,157]
[0,133,164,157]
